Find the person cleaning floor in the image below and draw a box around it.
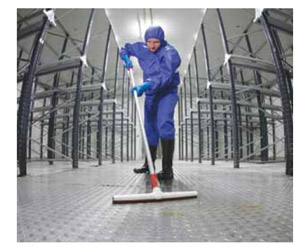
[120,26,181,180]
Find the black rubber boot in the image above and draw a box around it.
[133,146,157,174]
[157,139,175,180]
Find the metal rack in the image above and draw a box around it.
[179,9,292,175]
[17,9,137,176]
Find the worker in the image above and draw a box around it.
[120,26,181,180]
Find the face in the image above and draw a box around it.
[147,38,161,52]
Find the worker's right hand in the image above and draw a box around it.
[130,82,152,97]
[121,54,133,70]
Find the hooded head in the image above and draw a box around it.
[144,26,167,52]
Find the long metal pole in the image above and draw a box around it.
[178,87,181,160]
[87,68,94,159]
[188,65,194,162]
[66,71,75,157]
[28,77,38,160]
[217,9,240,168]
[97,24,111,165]
[134,95,137,160]
[48,35,69,164]
[72,9,95,169]
[256,73,268,161]
[105,92,109,158]
[215,120,219,158]
[272,29,293,111]
[127,77,130,161]
[183,78,188,161]
[78,123,82,159]
[240,70,250,159]
[220,66,228,160]
[121,66,125,162]
[40,98,47,159]
[180,87,184,160]
[193,47,202,163]
[201,23,215,165]
[207,126,210,159]
[130,89,134,160]
[237,104,243,159]
[245,34,268,162]
[286,71,293,112]
[259,11,293,175]
[269,95,276,160]
[112,48,119,163]
[17,9,53,176]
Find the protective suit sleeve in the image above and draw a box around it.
[146,48,181,93]
[120,42,142,59]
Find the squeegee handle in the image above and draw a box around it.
[128,68,156,177]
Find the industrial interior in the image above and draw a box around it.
[17,8,293,242]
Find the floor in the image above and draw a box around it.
[17,159,293,242]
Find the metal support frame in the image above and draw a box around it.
[215,120,219,158]
[206,125,210,159]
[133,92,137,160]
[255,9,293,36]
[180,87,184,160]
[111,48,119,163]
[188,65,194,161]
[28,77,38,159]
[17,10,44,26]
[18,9,132,165]
[121,67,125,162]
[217,9,240,168]
[183,78,188,161]
[269,95,276,160]
[72,9,95,169]
[17,9,53,176]
[219,66,228,160]
[18,22,44,41]
[237,104,243,159]
[239,70,251,160]
[105,92,109,159]
[256,72,269,161]
[47,35,69,164]
[259,11,293,175]
[201,23,215,165]
[193,47,202,163]
[86,68,94,159]
[178,86,182,160]
[245,34,269,162]
[130,89,134,160]
[66,71,74,157]
[126,77,130,161]
[286,71,293,111]
[97,24,111,165]
[40,98,47,159]
[272,29,293,111]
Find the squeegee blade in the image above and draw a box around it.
[112,191,198,204]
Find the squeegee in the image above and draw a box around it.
[112,68,198,204]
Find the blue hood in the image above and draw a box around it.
[144,26,167,47]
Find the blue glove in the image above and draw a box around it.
[121,54,133,70]
[130,82,152,97]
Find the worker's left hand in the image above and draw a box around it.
[130,82,152,97]
[121,54,133,70]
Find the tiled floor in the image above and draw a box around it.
[17,160,293,242]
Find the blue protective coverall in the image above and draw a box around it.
[120,26,181,147]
